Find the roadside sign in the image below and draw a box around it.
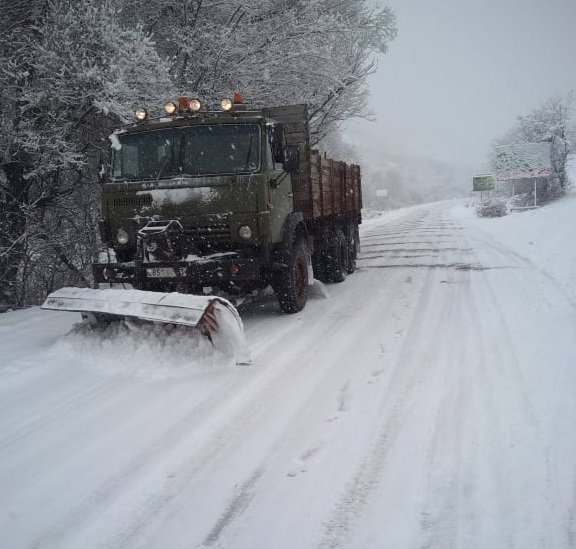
[473,174,496,192]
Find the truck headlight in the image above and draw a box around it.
[116,228,129,245]
[238,225,252,239]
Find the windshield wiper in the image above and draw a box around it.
[156,154,173,183]
[244,133,255,171]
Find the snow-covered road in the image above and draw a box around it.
[1,200,576,548]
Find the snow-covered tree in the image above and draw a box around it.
[317,132,362,165]
[490,92,573,199]
[121,0,397,143]
[0,0,171,306]
[0,0,397,307]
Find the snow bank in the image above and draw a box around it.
[52,319,236,379]
[211,301,252,366]
[452,187,576,303]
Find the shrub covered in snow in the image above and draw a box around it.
[477,199,507,217]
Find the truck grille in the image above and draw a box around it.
[188,224,231,238]
[112,196,152,207]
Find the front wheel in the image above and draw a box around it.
[273,239,309,314]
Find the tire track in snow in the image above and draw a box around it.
[465,241,569,548]
[409,212,491,549]
[114,225,434,548]
[414,210,561,548]
[569,481,576,548]
[414,268,478,549]
[192,266,426,548]
[115,266,415,549]
[456,264,526,547]
[0,377,119,453]
[202,468,265,547]
[316,259,458,548]
[27,379,259,548]
[30,267,409,549]
[316,210,487,549]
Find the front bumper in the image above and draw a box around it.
[92,256,263,289]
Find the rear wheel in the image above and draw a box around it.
[273,238,309,313]
[312,248,330,283]
[326,229,348,283]
[346,225,359,274]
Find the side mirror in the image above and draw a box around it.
[283,145,300,174]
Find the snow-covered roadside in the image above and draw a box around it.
[1,192,576,548]
[452,187,576,303]
[376,157,576,302]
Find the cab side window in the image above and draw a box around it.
[269,124,285,166]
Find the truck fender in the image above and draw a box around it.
[274,213,308,265]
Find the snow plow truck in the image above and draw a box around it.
[42,95,362,362]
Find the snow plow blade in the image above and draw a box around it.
[42,287,251,364]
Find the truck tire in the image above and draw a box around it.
[312,247,330,283]
[326,229,348,283]
[346,225,359,274]
[273,238,309,313]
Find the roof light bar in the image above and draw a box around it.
[134,107,148,121]
[164,101,178,115]
[220,98,233,112]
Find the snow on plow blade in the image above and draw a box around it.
[42,288,251,365]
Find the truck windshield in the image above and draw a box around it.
[111,124,261,181]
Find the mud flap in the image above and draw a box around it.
[42,287,251,365]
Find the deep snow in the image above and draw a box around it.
[1,185,576,548]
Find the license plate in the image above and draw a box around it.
[146,267,177,278]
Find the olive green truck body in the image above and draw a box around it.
[94,102,362,313]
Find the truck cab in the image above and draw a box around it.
[95,97,300,299]
[94,96,361,314]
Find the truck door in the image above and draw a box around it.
[267,124,294,241]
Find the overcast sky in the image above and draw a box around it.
[345,0,576,171]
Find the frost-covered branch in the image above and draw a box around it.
[489,92,574,200]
